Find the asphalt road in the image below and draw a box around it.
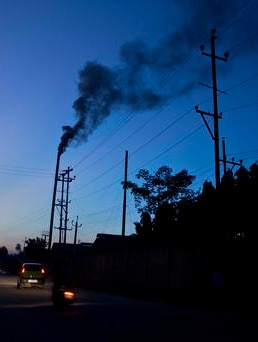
[0,275,257,341]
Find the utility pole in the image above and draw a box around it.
[195,29,228,190]
[64,167,75,244]
[72,216,82,244]
[54,166,75,244]
[221,137,242,174]
[121,150,128,237]
[48,149,61,250]
[56,171,66,243]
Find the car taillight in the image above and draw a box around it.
[41,268,45,275]
[21,268,25,274]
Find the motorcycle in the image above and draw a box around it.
[52,284,76,309]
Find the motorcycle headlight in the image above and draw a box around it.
[63,291,75,300]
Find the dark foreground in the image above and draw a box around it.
[84,281,257,319]
[1,276,258,341]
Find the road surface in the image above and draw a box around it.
[0,275,257,341]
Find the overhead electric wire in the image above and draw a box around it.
[0,205,50,233]
[71,60,258,197]
[0,164,53,178]
[47,8,258,239]
[6,3,258,241]
[72,46,201,170]
[72,1,258,175]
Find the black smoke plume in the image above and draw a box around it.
[58,0,257,155]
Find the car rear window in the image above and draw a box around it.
[23,264,42,271]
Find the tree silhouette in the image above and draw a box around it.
[125,166,197,244]
[0,246,8,265]
[15,243,22,254]
[126,162,258,248]
[125,166,196,215]
[134,211,152,238]
[0,246,8,258]
[24,237,48,260]
[234,163,258,241]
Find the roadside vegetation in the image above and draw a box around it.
[1,161,258,289]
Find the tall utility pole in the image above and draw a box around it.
[72,216,82,244]
[121,150,128,237]
[48,149,61,250]
[64,167,75,244]
[57,171,66,243]
[54,166,75,244]
[195,29,228,189]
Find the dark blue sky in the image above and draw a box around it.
[0,0,257,252]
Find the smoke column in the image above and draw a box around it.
[49,0,257,248]
[57,0,257,154]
